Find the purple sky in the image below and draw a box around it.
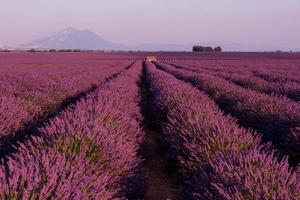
[1,0,300,48]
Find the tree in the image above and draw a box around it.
[214,46,222,52]
[27,49,36,52]
[193,45,222,52]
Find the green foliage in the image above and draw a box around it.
[214,46,222,52]
[193,45,222,52]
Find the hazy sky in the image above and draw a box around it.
[1,0,300,47]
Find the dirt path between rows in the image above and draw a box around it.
[143,127,183,200]
[141,65,183,200]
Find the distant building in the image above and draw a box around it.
[146,56,157,61]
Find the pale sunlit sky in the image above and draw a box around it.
[0,0,299,48]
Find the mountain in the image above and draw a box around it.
[20,27,128,50]
[132,42,299,52]
[202,41,299,52]
[133,43,191,51]
[19,27,299,52]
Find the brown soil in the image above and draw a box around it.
[143,128,183,200]
[140,64,183,200]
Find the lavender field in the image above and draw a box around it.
[0,52,300,199]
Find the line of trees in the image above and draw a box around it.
[193,46,222,52]
[26,49,83,52]
[0,49,10,52]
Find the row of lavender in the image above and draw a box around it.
[172,58,300,81]
[170,61,300,102]
[0,62,144,199]
[145,61,299,199]
[0,60,128,151]
[156,61,300,165]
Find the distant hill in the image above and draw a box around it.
[133,43,191,51]
[17,27,300,52]
[133,42,299,52]
[19,27,128,50]
[198,41,300,52]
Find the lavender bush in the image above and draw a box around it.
[0,60,128,148]
[156,61,300,164]
[0,62,144,199]
[144,61,300,199]
[167,61,300,102]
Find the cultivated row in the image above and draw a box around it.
[0,62,144,199]
[157,61,300,164]
[173,59,300,82]
[0,61,128,150]
[172,61,300,102]
[145,61,300,199]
